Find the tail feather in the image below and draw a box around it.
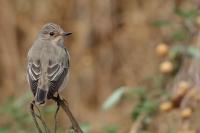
[35,89,47,105]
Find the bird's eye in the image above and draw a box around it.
[49,32,54,36]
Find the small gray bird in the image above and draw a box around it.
[27,23,72,105]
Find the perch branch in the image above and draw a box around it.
[54,102,60,133]
[52,95,83,133]
[30,101,42,133]
[30,101,50,133]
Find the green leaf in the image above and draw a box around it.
[142,100,159,116]
[131,100,159,120]
[132,102,144,120]
[186,46,200,58]
[171,30,188,41]
[151,20,171,27]
[102,87,125,110]
[175,8,198,19]
[170,45,185,58]
[170,45,200,58]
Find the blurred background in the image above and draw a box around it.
[1,0,200,133]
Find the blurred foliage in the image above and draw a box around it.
[102,3,200,130]
[104,124,119,133]
[171,30,189,41]
[151,20,171,28]
[131,97,159,120]
[102,85,163,132]
[80,122,91,133]
[175,8,199,19]
[0,91,59,132]
[0,92,35,132]
[170,45,200,58]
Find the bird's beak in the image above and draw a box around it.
[62,32,72,36]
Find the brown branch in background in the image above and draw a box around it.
[129,114,145,133]
[175,0,184,7]
[52,95,83,133]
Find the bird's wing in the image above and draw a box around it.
[27,60,41,96]
[47,49,69,99]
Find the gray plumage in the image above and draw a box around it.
[27,23,72,105]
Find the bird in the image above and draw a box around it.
[27,23,72,106]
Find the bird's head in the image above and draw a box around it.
[38,23,72,45]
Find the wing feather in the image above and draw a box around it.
[27,60,41,96]
[47,49,69,99]
[47,67,67,99]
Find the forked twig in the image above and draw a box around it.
[52,95,83,133]
[30,101,51,133]
[34,104,51,133]
[30,96,83,133]
[30,101,43,133]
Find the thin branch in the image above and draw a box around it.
[129,114,145,133]
[30,101,51,133]
[54,103,60,133]
[30,101,43,133]
[52,96,83,133]
[30,95,83,133]
[34,104,51,133]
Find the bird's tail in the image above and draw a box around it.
[35,88,47,106]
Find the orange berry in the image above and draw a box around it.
[181,107,192,119]
[179,81,190,90]
[156,43,169,57]
[176,81,190,96]
[196,16,200,26]
[159,101,173,112]
[160,61,173,74]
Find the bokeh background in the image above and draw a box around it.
[1,0,200,133]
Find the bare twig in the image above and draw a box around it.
[52,95,83,133]
[54,103,60,133]
[30,101,51,133]
[34,104,51,133]
[30,95,83,133]
[30,101,43,133]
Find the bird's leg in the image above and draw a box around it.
[30,100,43,133]
[54,97,60,133]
